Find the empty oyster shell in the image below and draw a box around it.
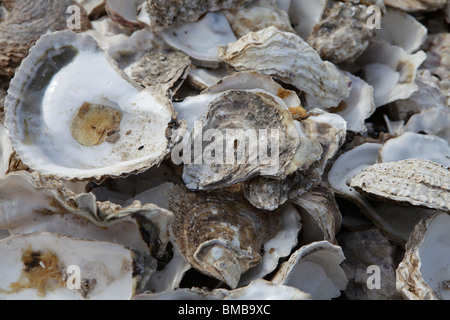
[403,107,450,143]
[349,159,450,212]
[105,0,145,29]
[288,0,327,40]
[396,212,450,300]
[0,0,90,77]
[218,26,352,109]
[168,186,280,289]
[0,232,153,300]
[5,31,180,180]
[272,240,348,300]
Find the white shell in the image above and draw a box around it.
[397,212,450,300]
[105,0,145,28]
[0,232,151,300]
[0,125,12,178]
[288,0,326,40]
[160,12,237,62]
[404,107,450,143]
[349,159,450,212]
[383,0,447,12]
[4,31,178,180]
[218,26,351,109]
[378,132,450,167]
[272,241,348,300]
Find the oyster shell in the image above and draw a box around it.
[396,212,450,300]
[218,26,352,109]
[403,107,450,143]
[0,232,153,300]
[168,186,280,289]
[0,0,90,77]
[291,186,342,245]
[105,0,145,29]
[307,0,382,64]
[272,240,348,300]
[288,0,327,40]
[144,0,253,30]
[383,0,447,12]
[0,125,12,177]
[5,31,180,180]
[349,159,450,212]
[135,279,312,300]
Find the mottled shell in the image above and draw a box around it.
[218,26,352,109]
[0,0,90,77]
[168,186,280,289]
[182,90,302,190]
[144,0,253,30]
[396,212,450,300]
[349,159,450,212]
[307,1,378,64]
[125,50,191,93]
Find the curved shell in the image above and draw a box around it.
[383,0,447,12]
[349,159,450,212]
[5,31,180,180]
[396,212,450,300]
[272,241,348,300]
[168,186,280,289]
[218,26,352,109]
[0,0,90,77]
[0,232,153,300]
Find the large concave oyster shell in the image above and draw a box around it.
[5,30,181,181]
[0,232,153,300]
[168,186,281,289]
[397,212,450,300]
[218,26,352,109]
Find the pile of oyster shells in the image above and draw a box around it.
[0,0,448,300]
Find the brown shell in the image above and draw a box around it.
[168,185,281,289]
[0,0,90,77]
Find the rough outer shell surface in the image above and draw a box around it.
[218,26,352,109]
[4,31,179,180]
[396,212,450,300]
[168,186,280,289]
[0,0,90,77]
[349,159,450,212]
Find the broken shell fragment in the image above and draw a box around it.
[168,186,280,289]
[218,26,351,109]
[396,212,450,300]
[0,232,153,300]
[4,31,179,180]
[349,159,450,212]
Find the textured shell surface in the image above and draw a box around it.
[168,186,281,289]
[307,1,378,64]
[144,0,254,30]
[218,26,352,109]
[349,159,450,212]
[4,31,178,180]
[0,232,151,300]
[397,212,450,300]
[0,0,90,77]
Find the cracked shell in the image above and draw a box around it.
[4,31,180,181]
[168,186,280,289]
